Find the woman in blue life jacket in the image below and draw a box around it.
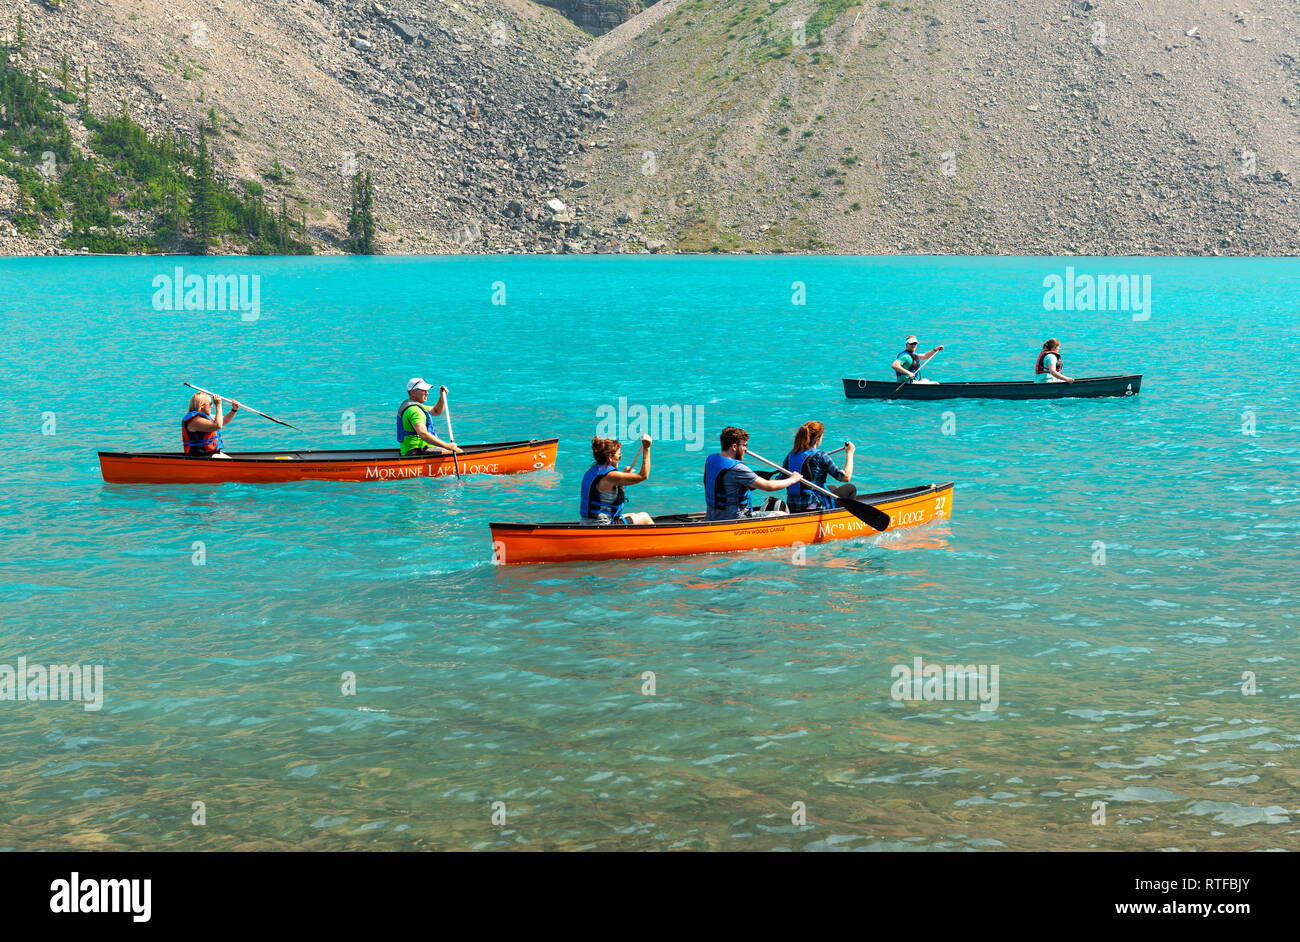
[580,435,654,525]
[181,390,240,458]
[782,421,855,512]
[704,426,802,521]
[1034,339,1073,383]
[891,335,943,384]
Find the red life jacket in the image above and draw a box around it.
[181,410,223,454]
[1035,348,1063,374]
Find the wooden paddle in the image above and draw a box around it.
[888,347,941,400]
[442,389,461,480]
[183,383,302,431]
[621,440,644,472]
[745,448,890,531]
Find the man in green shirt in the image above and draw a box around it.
[397,377,464,456]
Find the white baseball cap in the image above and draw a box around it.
[905,335,919,345]
[406,377,432,392]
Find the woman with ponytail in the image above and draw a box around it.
[1034,339,1073,383]
[782,421,855,512]
[579,435,655,525]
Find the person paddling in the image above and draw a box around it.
[1035,339,1073,384]
[704,426,801,521]
[181,390,239,458]
[783,421,855,511]
[891,335,943,384]
[580,436,654,525]
[397,378,464,456]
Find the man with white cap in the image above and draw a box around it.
[397,378,463,456]
[890,335,943,384]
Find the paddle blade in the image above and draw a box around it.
[261,414,303,432]
[839,496,890,532]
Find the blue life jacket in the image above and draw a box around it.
[784,448,832,510]
[395,400,435,444]
[580,463,626,519]
[181,410,223,454]
[894,350,920,380]
[704,454,752,516]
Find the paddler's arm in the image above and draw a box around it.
[751,472,801,491]
[426,386,449,417]
[207,396,239,428]
[838,441,855,482]
[604,438,652,485]
[1048,362,1073,383]
[890,358,915,379]
[414,415,463,453]
[918,344,944,363]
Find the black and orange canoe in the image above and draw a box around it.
[843,375,1142,400]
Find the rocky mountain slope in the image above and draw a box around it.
[2,0,1298,255]
[578,0,1300,254]
[2,0,618,254]
[538,0,647,35]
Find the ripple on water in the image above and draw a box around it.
[1,255,1297,849]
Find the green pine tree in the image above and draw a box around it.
[15,12,25,55]
[346,170,376,254]
[82,64,91,110]
[363,172,376,251]
[189,127,218,253]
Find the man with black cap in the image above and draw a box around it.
[397,377,464,456]
[890,335,943,384]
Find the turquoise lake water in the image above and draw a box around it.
[0,255,1296,851]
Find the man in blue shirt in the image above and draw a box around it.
[703,426,800,521]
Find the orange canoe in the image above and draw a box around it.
[490,482,955,564]
[99,438,559,484]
